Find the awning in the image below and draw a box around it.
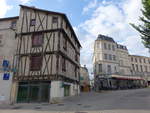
[111,75,144,80]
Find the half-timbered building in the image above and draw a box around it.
[10,5,81,103]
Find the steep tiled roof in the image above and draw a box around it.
[96,34,115,43]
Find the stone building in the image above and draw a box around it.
[80,65,90,92]
[93,34,149,91]
[0,5,81,104]
[129,55,150,84]
[0,17,18,104]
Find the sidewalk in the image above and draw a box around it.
[0,110,150,113]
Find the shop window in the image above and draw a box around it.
[107,65,111,74]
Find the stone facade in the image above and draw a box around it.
[93,34,149,90]
[0,17,18,104]
[80,65,90,92]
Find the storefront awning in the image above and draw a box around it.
[111,75,144,80]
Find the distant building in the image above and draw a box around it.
[80,65,90,92]
[93,34,149,91]
[0,5,81,104]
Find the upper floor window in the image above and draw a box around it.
[132,64,135,70]
[149,60,150,64]
[66,22,68,29]
[143,59,146,63]
[0,35,3,47]
[108,44,111,50]
[113,55,116,61]
[112,45,115,51]
[75,67,77,78]
[75,53,78,62]
[139,59,142,63]
[104,43,107,49]
[135,58,137,62]
[62,57,66,72]
[30,19,36,26]
[52,16,58,23]
[32,33,44,47]
[104,54,107,60]
[11,21,17,29]
[63,38,67,51]
[145,66,148,72]
[140,65,143,72]
[109,54,112,60]
[131,57,133,62]
[30,55,42,71]
[99,64,102,72]
[136,64,139,71]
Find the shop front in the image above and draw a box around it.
[17,81,50,103]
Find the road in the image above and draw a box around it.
[0,88,150,113]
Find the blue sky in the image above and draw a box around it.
[1,0,149,78]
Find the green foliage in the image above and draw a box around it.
[131,0,150,49]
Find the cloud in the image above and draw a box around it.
[18,0,34,4]
[75,0,149,77]
[0,0,13,18]
[82,0,98,14]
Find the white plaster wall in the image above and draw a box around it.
[0,72,12,104]
[50,81,64,99]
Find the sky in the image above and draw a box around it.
[0,0,149,78]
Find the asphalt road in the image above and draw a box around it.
[1,88,150,112]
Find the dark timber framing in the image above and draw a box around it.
[13,5,81,84]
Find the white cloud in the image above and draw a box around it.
[18,0,34,4]
[76,0,149,76]
[82,0,98,14]
[0,0,13,18]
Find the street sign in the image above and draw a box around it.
[3,73,10,80]
[2,60,9,68]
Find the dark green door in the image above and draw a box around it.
[40,83,50,102]
[29,85,39,102]
[64,85,70,96]
[17,85,28,103]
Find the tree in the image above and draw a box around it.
[131,0,150,49]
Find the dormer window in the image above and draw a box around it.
[30,19,36,26]
[52,16,58,23]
